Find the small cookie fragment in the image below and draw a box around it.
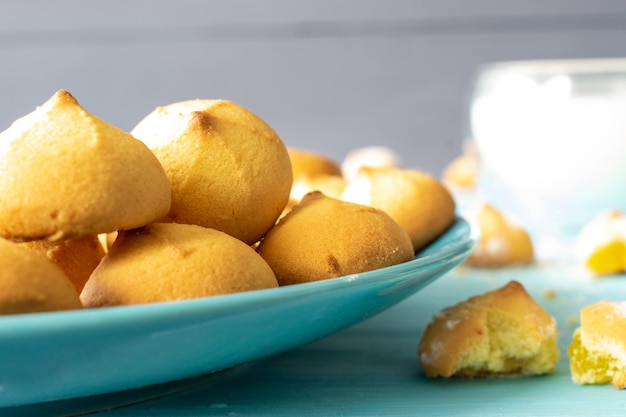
[569,301,626,388]
[576,209,626,276]
[465,203,534,268]
[418,281,559,378]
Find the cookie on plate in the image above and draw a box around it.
[257,192,414,286]
[81,223,279,307]
[131,99,292,245]
[340,166,456,252]
[0,90,171,241]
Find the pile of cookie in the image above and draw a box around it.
[0,90,456,312]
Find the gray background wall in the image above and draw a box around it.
[2,1,626,176]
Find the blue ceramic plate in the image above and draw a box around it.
[0,217,475,408]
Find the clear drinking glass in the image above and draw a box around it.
[468,58,626,253]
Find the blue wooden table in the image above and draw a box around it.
[9,260,626,417]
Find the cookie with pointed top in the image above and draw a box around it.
[0,90,171,241]
[257,192,414,285]
[131,99,292,245]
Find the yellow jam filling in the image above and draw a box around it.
[569,330,615,384]
[585,240,626,275]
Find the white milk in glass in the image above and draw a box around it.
[469,59,626,250]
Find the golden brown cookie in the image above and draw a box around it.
[80,222,278,307]
[465,203,534,268]
[257,192,414,286]
[131,99,292,245]
[0,237,81,315]
[418,281,559,378]
[288,148,342,181]
[340,167,456,252]
[0,90,171,241]
[286,147,345,209]
[288,174,347,206]
[442,152,477,189]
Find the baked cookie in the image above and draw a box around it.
[442,152,477,189]
[418,281,559,378]
[288,147,342,181]
[0,90,171,241]
[80,222,278,307]
[257,192,414,286]
[289,174,347,205]
[131,99,292,245]
[464,203,534,268]
[287,147,345,207]
[340,166,456,252]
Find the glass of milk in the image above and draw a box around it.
[469,58,626,253]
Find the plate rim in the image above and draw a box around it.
[0,216,476,335]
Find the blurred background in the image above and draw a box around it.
[2,0,626,176]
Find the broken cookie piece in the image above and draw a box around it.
[418,281,559,378]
